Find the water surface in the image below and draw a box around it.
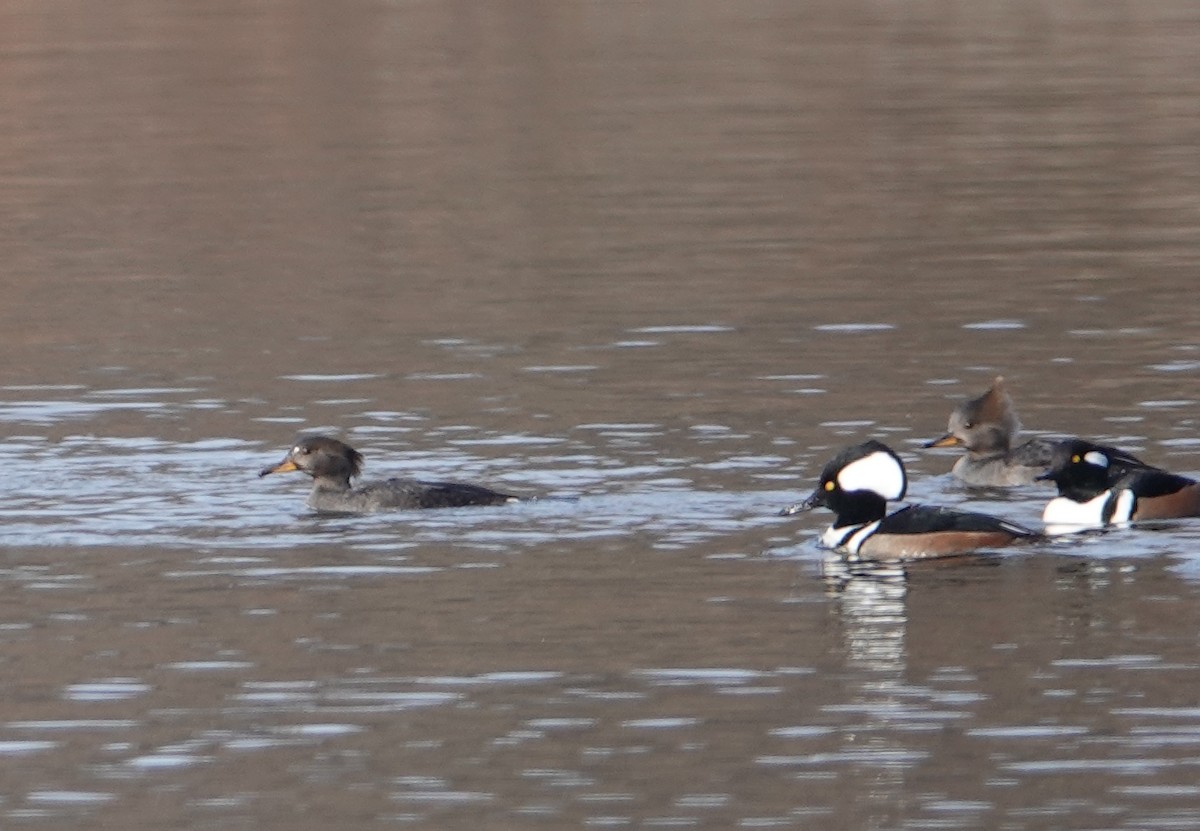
[2,2,1200,828]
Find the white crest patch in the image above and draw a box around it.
[836,451,906,500]
[1083,450,1109,468]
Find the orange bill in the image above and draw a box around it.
[923,433,963,449]
[259,459,300,477]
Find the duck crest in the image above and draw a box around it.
[342,443,365,478]
[834,443,907,501]
[966,377,1019,443]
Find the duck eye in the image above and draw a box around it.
[1071,454,1081,464]
[824,480,835,492]
[294,445,309,455]
[964,421,976,429]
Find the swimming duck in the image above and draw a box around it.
[781,440,1039,561]
[923,377,1059,486]
[260,435,519,513]
[1038,438,1200,533]
[924,376,1145,487]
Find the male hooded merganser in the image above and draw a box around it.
[923,376,1058,486]
[1038,438,1200,533]
[781,440,1038,561]
[260,435,519,513]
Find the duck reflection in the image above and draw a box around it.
[822,556,910,673]
[817,556,914,828]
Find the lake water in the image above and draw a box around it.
[2,1,1200,828]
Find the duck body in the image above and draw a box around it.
[783,440,1038,562]
[1039,439,1200,532]
[926,376,1146,486]
[946,438,1059,487]
[925,376,1044,486]
[261,435,519,514]
[307,476,518,513]
[822,504,1040,561]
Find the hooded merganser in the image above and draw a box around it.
[260,435,519,513]
[924,376,1146,487]
[781,440,1039,561]
[1037,438,1200,533]
[923,376,1059,486]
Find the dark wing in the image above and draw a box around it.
[402,479,518,509]
[306,476,517,513]
[1009,438,1059,469]
[1097,445,1156,484]
[1121,469,1197,499]
[880,504,1036,537]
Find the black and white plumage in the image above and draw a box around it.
[260,435,519,514]
[782,440,1038,561]
[1038,439,1200,533]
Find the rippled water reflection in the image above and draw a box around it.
[3,374,1200,828]
[4,1,1200,829]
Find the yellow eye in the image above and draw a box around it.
[1071,454,1081,463]
[824,480,835,492]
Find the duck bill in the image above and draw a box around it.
[923,433,962,449]
[259,458,300,477]
[779,489,826,516]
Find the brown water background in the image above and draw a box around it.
[2,1,1200,828]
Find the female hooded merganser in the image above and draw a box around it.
[923,377,1057,486]
[924,376,1145,487]
[1038,438,1200,533]
[781,440,1038,561]
[260,435,519,513]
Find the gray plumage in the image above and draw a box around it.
[260,435,518,513]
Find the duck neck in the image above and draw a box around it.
[311,475,353,495]
[1056,479,1106,503]
[830,491,888,528]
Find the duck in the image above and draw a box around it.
[923,376,1060,486]
[781,440,1039,561]
[1037,438,1200,533]
[260,435,519,513]
[924,376,1146,487]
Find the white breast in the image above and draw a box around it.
[822,521,881,556]
[1042,489,1135,535]
[1110,489,1136,523]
